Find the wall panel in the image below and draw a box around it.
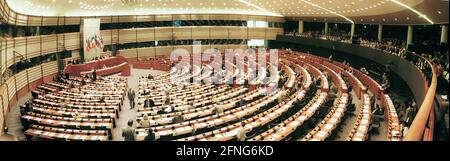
[229,27,248,39]
[191,27,210,40]
[137,28,155,42]
[155,28,173,41]
[14,71,27,91]
[118,29,137,44]
[155,15,172,22]
[210,27,229,39]
[6,78,15,102]
[173,27,192,40]
[155,46,174,57]
[137,48,155,58]
[119,49,138,59]
[248,28,266,39]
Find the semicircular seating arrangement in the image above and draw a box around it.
[0,0,446,144]
[18,48,404,141]
[128,49,402,141]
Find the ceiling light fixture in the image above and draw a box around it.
[121,0,141,6]
[300,0,354,24]
[389,0,434,24]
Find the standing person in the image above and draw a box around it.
[127,88,134,109]
[122,120,136,141]
[92,69,97,81]
[131,89,136,109]
[237,122,249,141]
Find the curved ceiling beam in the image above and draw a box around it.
[389,0,434,24]
[236,0,283,17]
[300,0,355,24]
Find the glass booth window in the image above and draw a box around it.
[248,39,265,47]
[247,21,268,28]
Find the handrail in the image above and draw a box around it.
[404,57,437,141]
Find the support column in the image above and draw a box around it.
[378,24,383,41]
[441,25,448,44]
[298,20,304,33]
[350,23,355,39]
[407,25,414,47]
[324,22,329,34]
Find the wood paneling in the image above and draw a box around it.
[0,62,58,134]
[117,45,248,59]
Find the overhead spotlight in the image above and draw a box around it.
[121,0,141,6]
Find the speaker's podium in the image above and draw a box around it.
[64,56,131,77]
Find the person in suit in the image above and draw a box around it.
[20,105,27,116]
[381,79,390,92]
[127,89,136,109]
[22,100,33,114]
[131,90,136,109]
[172,113,184,124]
[31,91,39,99]
[92,69,97,81]
[139,114,151,128]
[147,74,154,80]
[144,128,156,141]
[144,99,155,108]
[60,101,67,109]
[239,98,247,107]
[157,109,166,115]
[122,120,136,141]
[237,122,249,141]
[99,97,106,103]
[54,74,62,83]
[163,97,171,106]
[164,105,175,113]
[186,102,195,110]
[213,102,224,115]
[143,89,150,95]
[277,90,288,104]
